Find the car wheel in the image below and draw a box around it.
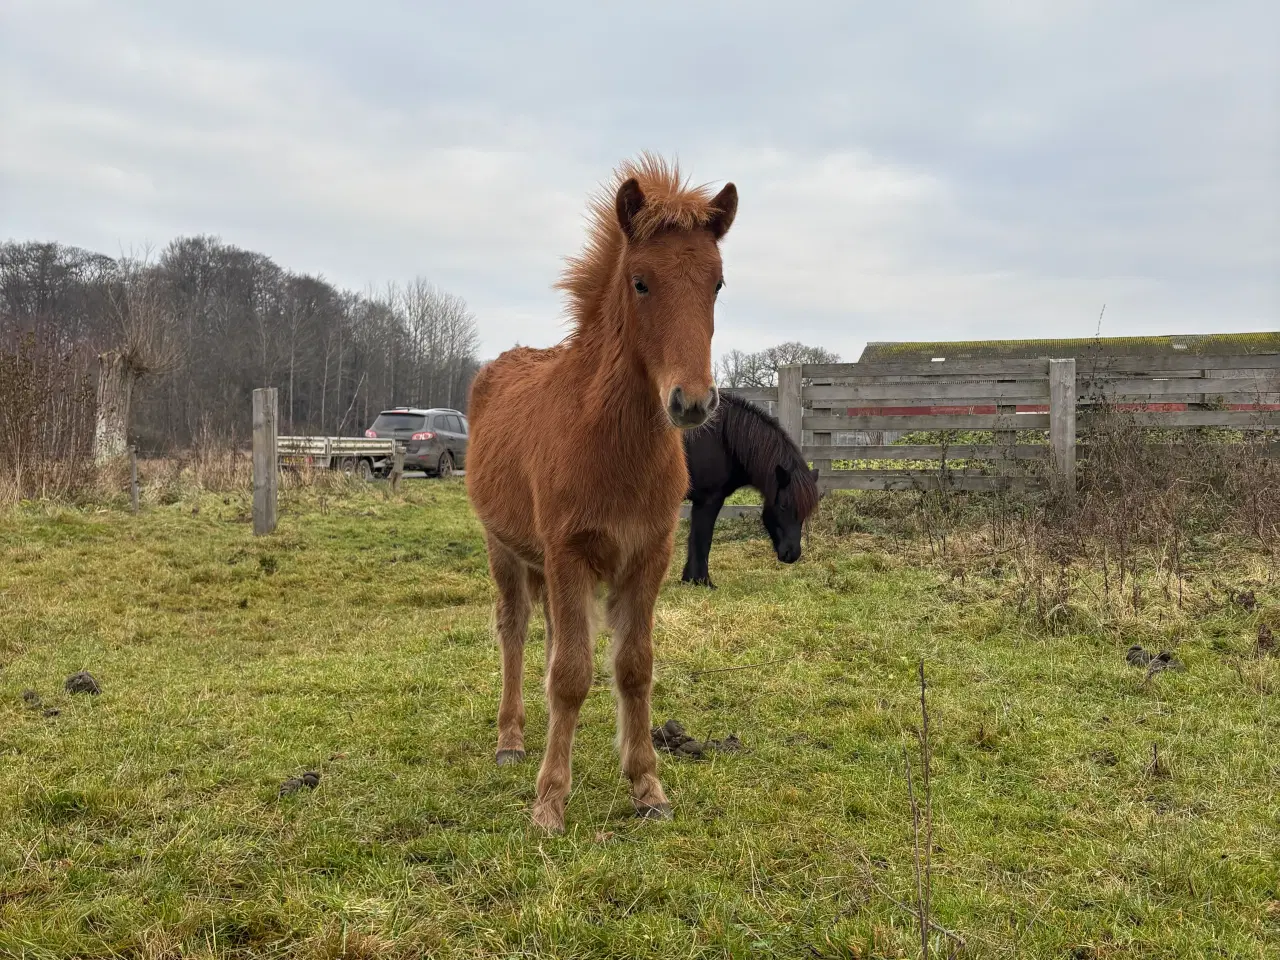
[437,452,454,479]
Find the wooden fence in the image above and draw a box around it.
[724,353,1280,495]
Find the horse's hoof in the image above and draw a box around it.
[495,749,525,766]
[531,802,565,834]
[633,801,673,821]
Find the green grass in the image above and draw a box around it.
[1,482,1277,959]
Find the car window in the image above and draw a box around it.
[458,417,468,435]
[433,415,451,432]
[448,415,464,433]
[371,413,426,432]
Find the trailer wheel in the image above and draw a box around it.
[356,459,375,482]
[339,457,356,476]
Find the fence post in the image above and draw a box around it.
[1049,359,1077,497]
[252,387,279,535]
[390,441,405,494]
[777,364,803,450]
[129,444,139,514]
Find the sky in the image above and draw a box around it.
[2,0,1277,362]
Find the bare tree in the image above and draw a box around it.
[715,341,841,388]
[94,252,181,462]
[390,278,481,409]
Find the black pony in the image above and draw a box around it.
[681,392,821,587]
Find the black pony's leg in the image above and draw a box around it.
[680,501,699,583]
[682,497,724,587]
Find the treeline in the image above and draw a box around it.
[0,238,482,454]
[716,342,841,387]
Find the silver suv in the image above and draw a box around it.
[365,407,468,477]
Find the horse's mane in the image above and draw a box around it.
[717,393,821,519]
[556,153,724,336]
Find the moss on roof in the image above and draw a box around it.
[859,332,1280,361]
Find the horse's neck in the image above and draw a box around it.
[571,329,667,449]
[724,404,779,498]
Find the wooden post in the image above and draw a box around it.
[777,364,803,449]
[129,444,139,514]
[252,387,278,535]
[995,399,1016,476]
[1049,359,1077,497]
[390,441,405,494]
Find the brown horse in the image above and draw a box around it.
[465,155,737,833]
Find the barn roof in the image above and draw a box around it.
[858,332,1280,361]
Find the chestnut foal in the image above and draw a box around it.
[465,155,737,832]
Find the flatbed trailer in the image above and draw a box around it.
[276,436,400,480]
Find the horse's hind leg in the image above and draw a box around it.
[527,567,552,666]
[608,545,672,819]
[487,535,531,765]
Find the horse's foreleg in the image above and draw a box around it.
[608,544,672,819]
[681,496,723,588]
[534,550,596,833]
[487,536,531,765]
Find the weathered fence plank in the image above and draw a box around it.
[803,381,1050,403]
[252,387,278,536]
[1079,376,1280,399]
[721,387,779,404]
[820,471,1046,493]
[1076,354,1280,373]
[807,444,1050,461]
[803,354,1280,379]
[804,414,1050,431]
[1079,410,1280,428]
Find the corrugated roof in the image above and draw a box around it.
[858,332,1280,361]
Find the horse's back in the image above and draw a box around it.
[469,346,559,425]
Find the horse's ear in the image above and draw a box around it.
[615,178,645,240]
[707,183,738,240]
[775,464,791,489]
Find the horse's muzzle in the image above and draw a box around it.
[667,385,718,429]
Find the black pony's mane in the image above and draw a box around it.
[715,392,820,518]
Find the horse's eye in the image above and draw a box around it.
[633,277,649,295]
[715,279,724,294]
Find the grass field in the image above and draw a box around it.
[1,480,1277,959]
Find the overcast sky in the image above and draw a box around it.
[2,1,1277,361]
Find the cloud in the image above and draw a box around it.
[2,0,1276,363]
